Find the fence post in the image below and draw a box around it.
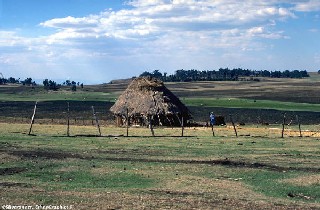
[281,113,286,138]
[126,108,129,137]
[28,101,38,135]
[92,106,102,136]
[296,115,302,137]
[229,114,238,137]
[67,102,70,137]
[149,115,155,137]
[181,116,184,137]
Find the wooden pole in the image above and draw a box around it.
[181,116,184,137]
[28,101,38,135]
[296,115,302,137]
[281,113,286,138]
[67,102,70,137]
[229,114,238,137]
[92,106,101,136]
[126,108,129,137]
[149,115,155,137]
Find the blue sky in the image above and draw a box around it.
[1,0,320,84]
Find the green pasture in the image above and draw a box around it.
[1,124,319,209]
[182,98,320,112]
[1,88,320,112]
[0,90,117,102]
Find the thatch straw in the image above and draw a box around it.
[110,77,191,124]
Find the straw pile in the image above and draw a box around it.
[110,77,191,126]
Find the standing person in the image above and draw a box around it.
[210,112,215,126]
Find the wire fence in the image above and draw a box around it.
[1,101,320,138]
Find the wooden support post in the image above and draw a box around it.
[28,101,38,135]
[126,108,129,137]
[149,116,155,137]
[92,106,102,136]
[229,114,238,137]
[281,113,286,138]
[296,115,302,137]
[181,116,184,137]
[67,102,70,137]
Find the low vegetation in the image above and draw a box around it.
[1,124,319,209]
[1,73,320,209]
[182,98,320,112]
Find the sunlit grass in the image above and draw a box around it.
[1,123,320,208]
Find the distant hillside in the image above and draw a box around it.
[109,78,134,84]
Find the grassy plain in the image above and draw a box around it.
[1,73,320,111]
[1,74,320,209]
[1,123,320,209]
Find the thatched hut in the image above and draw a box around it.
[110,77,191,126]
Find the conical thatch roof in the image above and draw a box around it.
[110,77,191,125]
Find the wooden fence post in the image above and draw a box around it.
[296,115,302,137]
[126,108,129,137]
[149,115,155,137]
[67,102,70,137]
[229,114,238,137]
[28,101,38,135]
[181,116,184,137]
[281,113,286,138]
[92,106,102,136]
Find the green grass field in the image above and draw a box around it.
[1,76,320,208]
[1,123,319,209]
[1,85,320,113]
[0,90,117,102]
[182,98,320,112]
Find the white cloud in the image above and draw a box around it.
[40,0,296,46]
[2,0,320,83]
[40,16,98,29]
[294,0,320,12]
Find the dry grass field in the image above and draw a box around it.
[1,74,320,209]
[1,123,320,209]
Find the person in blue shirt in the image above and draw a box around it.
[210,112,215,126]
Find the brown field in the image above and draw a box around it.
[102,72,320,104]
[1,74,320,209]
[1,123,320,209]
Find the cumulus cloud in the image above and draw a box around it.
[294,0,320,12]
[1,0,320,82]
[39,0,296,48]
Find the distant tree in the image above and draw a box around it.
[43,79,49,88]
[152,70,162,79]
[140,71,152,77]
[0,78,8,84]
[163,72,167,81]
[138,68,309,82]
[8,77,19,84]
[71,84,77,91]
[22,78,33,86]
[271,71,281,78]
[300,70,309,77]
[318,70,320,74]
[65,80,71,86]
[43,79,60,91]
[261,70,271,77]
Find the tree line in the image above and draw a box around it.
[140,68,310,82]
[0,76,83,91]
